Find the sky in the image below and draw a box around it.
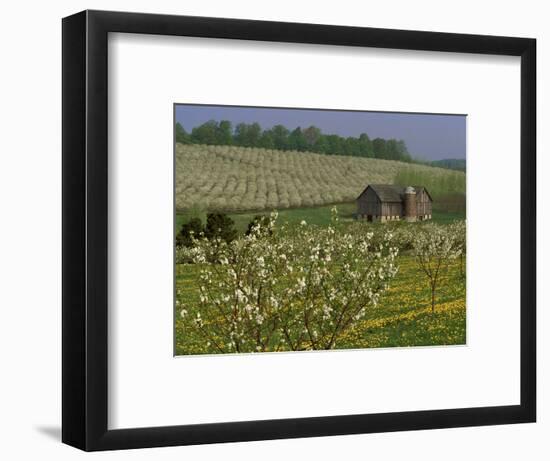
[175,104,466,161]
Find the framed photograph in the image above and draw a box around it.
[62,10,536,451]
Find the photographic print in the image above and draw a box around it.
[174,105,466,356]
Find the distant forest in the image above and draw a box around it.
[175,120,414,163]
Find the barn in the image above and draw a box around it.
[356,184,433,222]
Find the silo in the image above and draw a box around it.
[404,186,417,222]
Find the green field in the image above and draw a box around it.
[176,203,465,235]
[175,255,466,355]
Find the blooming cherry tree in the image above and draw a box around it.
[412,223,462,313]
[186,209,399,352]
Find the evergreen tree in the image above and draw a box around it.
[176,218,203,247]
[204,213,237,243]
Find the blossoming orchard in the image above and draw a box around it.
[174,208,466,355]
[173,108,467,355]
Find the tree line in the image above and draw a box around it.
[175,120,413,162]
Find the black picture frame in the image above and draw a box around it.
[62,10,536,451]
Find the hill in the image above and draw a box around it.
[175,143,465,213]
[430,158,466,172]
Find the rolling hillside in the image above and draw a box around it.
[430,158,466,172]
[175,143,465,213]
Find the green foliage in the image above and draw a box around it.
[204,213,237,243]
[234,122,262,147]
[288,127,308,151]
[430,158,466,172]
[190,119,234,145]
[176,120,466,170]
[270,124,290,150]
[395,166,465,195]
[176,120,412,162]
[175,122,191,144]
[176,218,203,248]
[190,120,219,145]
[303,125,322,147]
[394,166,466,212]
[372,137,386,158]
[217,120,233,146]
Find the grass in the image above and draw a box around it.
[430,210,466,224]
[174,256,466,355]
[337,256,466,349]
[176,203,465,235]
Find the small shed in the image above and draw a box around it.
[356,184,433,222]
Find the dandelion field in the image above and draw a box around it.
[174,214,466,355]
[175,253,466,355]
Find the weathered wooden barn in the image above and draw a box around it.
[356,184,433,222]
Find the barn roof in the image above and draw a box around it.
[413,186,433,202]
[367,184,403,202]
[357,184,433,202]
